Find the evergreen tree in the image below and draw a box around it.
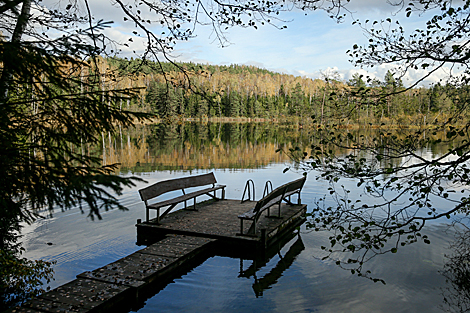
[290,82,304,115]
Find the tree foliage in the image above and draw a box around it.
[0,249,54,310]
[440,222,470,312]
[98,57,470,126]
[0,0,148,304]
[0,0,340,304]
[290,0,470,281]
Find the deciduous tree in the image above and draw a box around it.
[295,0,470,282]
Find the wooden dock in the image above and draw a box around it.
[137,199,307,251]
[7,199,307,313]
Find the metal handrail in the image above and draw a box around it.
[241,179,255,203]
[262,180,273,198]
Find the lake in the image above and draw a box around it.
[21,122,467,312]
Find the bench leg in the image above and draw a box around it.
[238,218,257,237]
[146,208,149,222]
[254,221,256,234]
[250,220,256,235]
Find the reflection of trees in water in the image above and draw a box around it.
[115,122,305,171]
[99,123,461,173]
[440,222,470,313]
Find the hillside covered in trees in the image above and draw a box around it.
[91,57,468,127]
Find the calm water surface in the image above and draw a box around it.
[20,123,465,312]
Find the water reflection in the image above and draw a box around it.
[250,235,305,297]
[130,230,306,311]
[440,223,470,312]
[18,122,468,312]
[100,122,460,175]
[102,122,302,172]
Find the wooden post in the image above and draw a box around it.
[261,229,267,248]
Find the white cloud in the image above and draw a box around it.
[344,0,406,14]
[343,68,377,81]
[34,0,457,87]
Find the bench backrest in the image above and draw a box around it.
[139,172,217,202]
[284,176,306,194]
[253,185,286,212]
[253,176,306,214]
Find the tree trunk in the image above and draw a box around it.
[0,0,32,100]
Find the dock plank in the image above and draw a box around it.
[140,243,200,258]
[3,307,44,313]
[76,252,166,287]
[158,234,215,246]
[138,199,307,244]
[76,235,216,288]
[24,297,88,313]
[39,278,130,311]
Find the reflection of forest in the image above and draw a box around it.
[100,122,460,173]
[102,122,300,172]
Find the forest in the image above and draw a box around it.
[89,56,469,127]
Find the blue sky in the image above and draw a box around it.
[172,7,444,86]
[79,1,448,87]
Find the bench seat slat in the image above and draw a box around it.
[238,208,256,219]
[148,185,226,210]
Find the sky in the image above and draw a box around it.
[54,0,453,87]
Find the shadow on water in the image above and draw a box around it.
[244,235,305,298]
[130,230,304,312]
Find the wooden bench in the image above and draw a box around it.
[237,176,306,236]
[138,172,226,223]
